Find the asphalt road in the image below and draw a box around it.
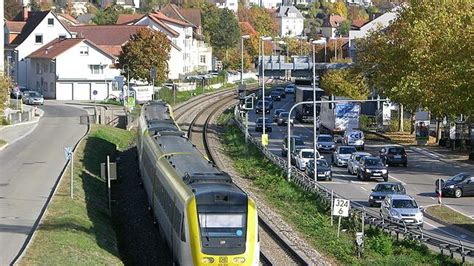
[246,91,474,249]
[0,103,87,265]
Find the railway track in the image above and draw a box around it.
[176,93,309,265]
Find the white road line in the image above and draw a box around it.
[430,197,435,200]
[444,204,474,219]
[361,187,367,191]
[424,221,461,239]
[388,174,407,185]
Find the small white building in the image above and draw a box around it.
[26,38,120,100]
[209,0,238,13]
[348,6,399,59]
[274,6,304,37]
[248,0,282,9]
[5,10,72,87]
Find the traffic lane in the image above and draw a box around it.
[0,104,87,265]
[246,99,474,244]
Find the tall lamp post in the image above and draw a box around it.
[311,38,326,184]
[260,36,272,144]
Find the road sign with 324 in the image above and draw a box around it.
[332,198,350,217]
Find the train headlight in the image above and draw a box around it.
[233,257,246,263]
[202,257,215,264]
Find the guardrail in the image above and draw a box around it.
[232,106,474,262]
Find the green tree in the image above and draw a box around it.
[337,20,351,36]
[356,1,473,117]
[321,69,369,100]
[118,28,171,83]
[348,6,368,21]
[5,0,22,20]
[238,6,276,36]
[92,5,133,25]
[207,8,240,55]
[28,0,41,11]
[0,76,12,116]
[366,5,379,15]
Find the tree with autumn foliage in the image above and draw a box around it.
[356,1,473,117]
[118,28,171,83]
[238,6,277,37]
[331,0,348,18]
[321,69,369,100]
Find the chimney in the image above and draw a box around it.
[23,6,29,21]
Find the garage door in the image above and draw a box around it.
[56,83,73,100]
[74,83,91,100]
[92,83,108,101]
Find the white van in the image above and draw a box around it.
[344,130,365,150]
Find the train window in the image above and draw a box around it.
[198,213,246,238]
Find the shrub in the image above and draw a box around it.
[388,119,411,132]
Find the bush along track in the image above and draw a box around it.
[19,125,135,265]
[219,113,461,265]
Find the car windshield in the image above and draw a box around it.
[375,184,397,192]
[293,138,304,145]
[257,118,270,123]
[365,158,384,166]
[274,109,284,115]
[388,147,405,155]
[271,91,279,95]
[448,173,469,182]
[355,155,364,161]
[317,160,328,167]
[318,136,333,142]
[340,147,356,154]
[392,199,418,209]
[301,151,314,158]
[279,112,289,117]
[28,92,40,97]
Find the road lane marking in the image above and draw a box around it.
[388,174,407,185]
[424,221,462,239]
[361,187,367,191]
[444,204,474,219]
[430,197,435,200]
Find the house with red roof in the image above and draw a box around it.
[26,38,120,100]
[321,14,345,38]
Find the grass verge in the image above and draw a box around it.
[20,125,135,265]
[426,205,474,234]
[219,112,460,265]
[0,139,6,148]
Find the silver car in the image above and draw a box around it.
[23,91,44,105]
[380,194,423,227]
[332,146,357,167]
[347,152,371,175]
[316,134,336,152]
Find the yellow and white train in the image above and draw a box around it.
[137,101,259,265]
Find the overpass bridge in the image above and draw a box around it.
[257,55,352,78]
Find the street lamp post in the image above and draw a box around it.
[241,35,250,85]
[286,99,388,182]
[260,36,272,143]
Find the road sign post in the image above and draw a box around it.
[64,147,73,198]
[332,198,350,238]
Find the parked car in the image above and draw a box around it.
[273,87,286,98]
[285,84,296,94]
[357,156,389,181]
[255,117,272,132]
[10,86,29,99]
[256,100,272,114]
[316,134,336,152]
[273,109,286,122]
[379,146,408,167]
[22,91,44,105]
[276,111,293,126]
[305,159,332,181]
[369,182,406,207]
[347,152,371,175]
[291,148,322,170]
[271,90,282,101]
[343,129,365,150]
[282,135,305,157]
[332,146,357,166]
[380,194,423,228]
[435,173,474,198]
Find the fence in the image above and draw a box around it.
[232,105,474,262]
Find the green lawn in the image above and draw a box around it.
[426,205,474,234]
[20,125,135,265]
[219,112,460,265]
[0,139,6,148]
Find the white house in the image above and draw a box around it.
[134,10,212,79]
[248,0,282,9]
[102,0,140,9]
[348,6,399,59]
[274,6,304,37]
[5,10,72,87]
[346,0,372,7]
[209,0,238,13]
[26,38,120,100]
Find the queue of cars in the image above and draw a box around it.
[10,87,45,105]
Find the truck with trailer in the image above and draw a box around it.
[320,96,361,135]
[294,79,325,123]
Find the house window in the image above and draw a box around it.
[36,63,41,74]
[48,18,54,26]
[35,34,43,44]
[50,62,54,73]
[36,81,40,89]
[59,34,66,39]
[43,63,49,73]
[90,65,104,74]
[200,55,206,64]
[80,46,89,55]
[43,82,48,91]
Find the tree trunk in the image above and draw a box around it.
[410,111,415,134]
[399,104,404,132]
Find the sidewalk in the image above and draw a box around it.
[0,108,44,151]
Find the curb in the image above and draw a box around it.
[11,121,91,265]
[0,143,8,151]
[0,110,44,132]
[423,208,474,240]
